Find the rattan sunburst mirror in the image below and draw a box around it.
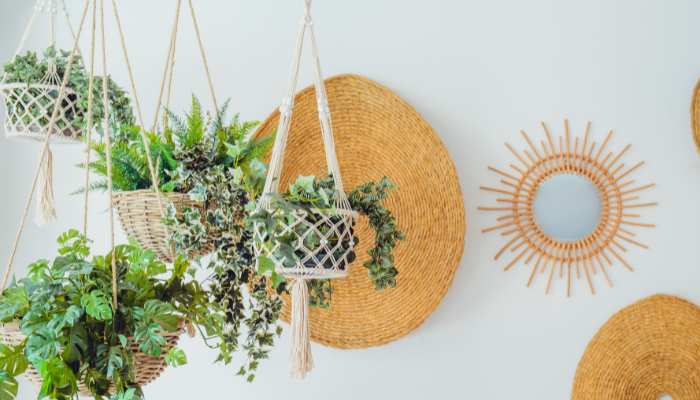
[479,120,657,296]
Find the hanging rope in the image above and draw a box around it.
[257,0,354,379]
[163,5,180,131]
[35,148,56,225]
[98,0,118,309]
[151,0,182,133]
[109,0,171,261]
[1,0,91,292]
[82,0,98,236]
[187,0,219,112]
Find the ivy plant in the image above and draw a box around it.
[3,46,134,136]
[250,175,404,308]
[0,230,226,400]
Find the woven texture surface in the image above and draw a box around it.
[691,79,700,154]
[114,190,213,261]
[572,294,700,399]
[255,74,465,349]
[0,322,182,395]
[1,83,82,143]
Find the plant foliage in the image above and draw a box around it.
[0,230,225,400]
[3,46,134,136]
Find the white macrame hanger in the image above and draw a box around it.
[261,0,350,211]
[257,0,355,380]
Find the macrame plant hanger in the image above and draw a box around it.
[3,0,123,301]
[0,0,186,390]
[113,0,219,263]
[255,0,357,379]
[0,0,85,226]
[151,0,219,133]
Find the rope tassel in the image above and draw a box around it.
[35,146,56,226]
[290,278,313,379]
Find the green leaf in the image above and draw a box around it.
[106,346,123,379]
[165,348,187,367]
[142,300,179,332]
[80,290,113,321]
[256,256,275,275]
[0,344,27,377]
[62,305,82,328]
[134,323,166,356]
[118,334,128,348]
[26,327,61,361]
[294,175,316,194]
[36,357,76,398]
[0,288,29,322]
[113,388,139,400]
[225,142,243,160]
[0,371,17,400]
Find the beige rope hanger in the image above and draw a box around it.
[109,0,223,262]
[0,0,182,390]
[253,0,357,379]
[2,0,92,292]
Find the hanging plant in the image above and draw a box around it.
[1,46,134,141]
[79,97,272,260]
[251,175,403,308]
[0,230,227,399]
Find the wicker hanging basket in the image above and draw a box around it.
[0,322,182,396]
[113,190,215,261]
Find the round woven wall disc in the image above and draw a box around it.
[254,74,466,349]
[690,79,700,153]
[572,295,700,400]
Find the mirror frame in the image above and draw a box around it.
[479,120,657,296]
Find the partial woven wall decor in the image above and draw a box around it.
[691,78,700,153]
[255,74,465,349]
[572,295,700,400]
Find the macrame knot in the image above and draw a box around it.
[317,100,330,116]
[289,278,313,379]
[35,146,57,226]
[279,99,294,116]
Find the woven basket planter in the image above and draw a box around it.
[0,82,83,143]
[0,322,24,347]
[253,207,358,279]
[0,322,182,396]
[113,190,214,261]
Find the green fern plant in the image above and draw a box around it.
[78,97,273,195]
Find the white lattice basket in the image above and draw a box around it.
[254,207,357,279]
[0,82,82,143]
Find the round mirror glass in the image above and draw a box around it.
[533,173,601,242]
[657,395,672,400]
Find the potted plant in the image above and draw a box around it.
[0,229,226,399]
[83,99,403,381]
[250,174,404,308]
[1,46,133,142]
[81,97,272,260]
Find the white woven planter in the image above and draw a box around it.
[253,207,357,279]
[1,82,82,143]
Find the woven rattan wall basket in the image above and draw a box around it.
[254,74,465,349]
[572,295,700,400]
[690,79,700,153]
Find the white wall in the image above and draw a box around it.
[2,0,700,398]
